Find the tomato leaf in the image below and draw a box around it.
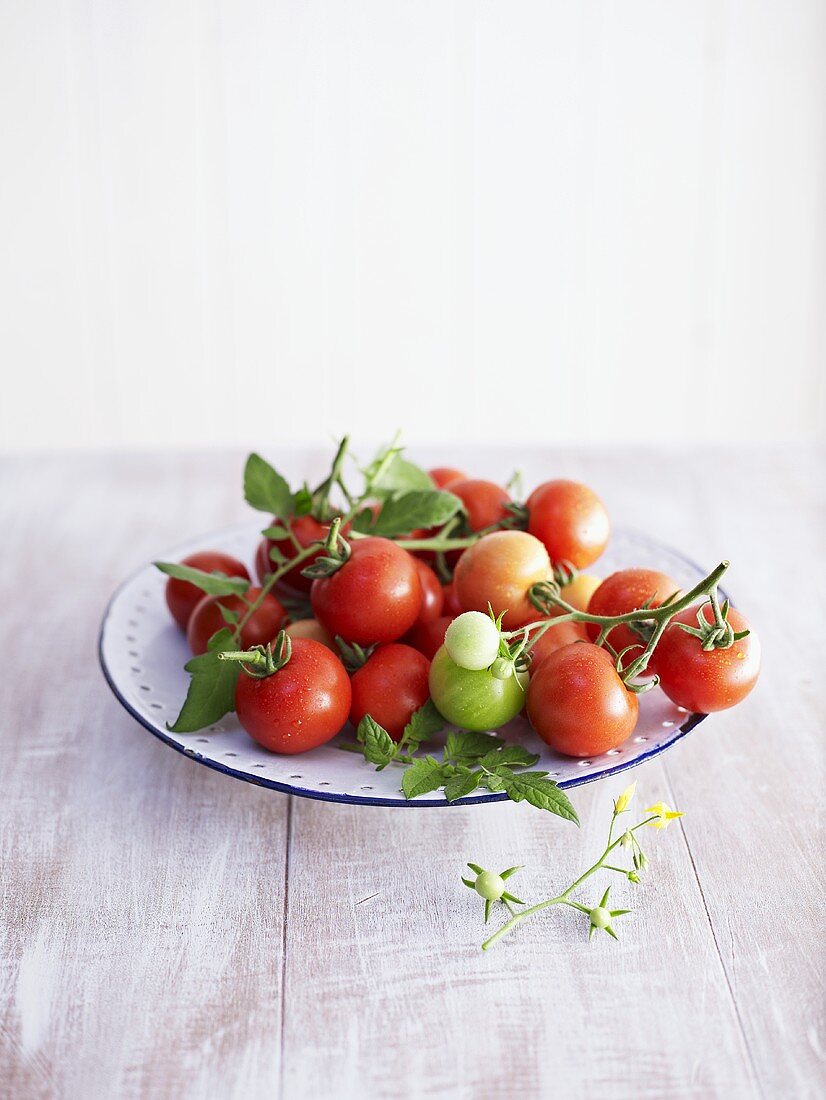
[400,699,443,752]
[154,562,250,597]
[499,772,580,823]
[167,629,240,734]
[244,453,294,516]
[369,453,434,496]
[402,756,447,799]
[444,771,481,802]
[357,715,396,767]
[479,745,540,770]
[358,490,462,537]
[444,730,504,764]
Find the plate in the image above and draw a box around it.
[99,523,719,807]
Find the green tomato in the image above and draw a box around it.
[429,645,528,732]
[589,906,611,929]
[474,871,505,901]
[444,611,501,671]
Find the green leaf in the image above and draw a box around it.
[401,699,443,751]
[444,730,504,764]
[167,629,240,734]
[261,524,290,540]
[483,774,505,793]
[357,715,396,767]
[499,772,579,823]
[363,490,462,537]
[154,561,250,597]
[444,771,481,802]
[402,756,447,799]
[218,604,240,625]
[370,452,434,496]
[479,745,540,770]
[244,453,293,516]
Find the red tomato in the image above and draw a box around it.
[165,551,250,630]
[235,638,351,754]
[258,515,349,592]
[285,618,336,652]
[528,618,589,671]
[655,605,760,713]
[429,466,466,489]
[586,569,681,661]
[455,530,551,628]
[449,478,510,531]
[405,615,453,661]
[349,644,431,740]
[187,587,286,655]
[527,643,638,757]
[442,579,463,617]
[527,480,610,569]
[413,558,444,624]
[311,537,422,645]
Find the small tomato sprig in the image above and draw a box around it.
[468,783,684,950]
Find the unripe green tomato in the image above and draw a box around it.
[490,656,514,680]
[590,906,611,929]
[429,646,528,732]
[444,611,501,671]
[474,871,505,901]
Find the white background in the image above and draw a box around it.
[1,1,824,452]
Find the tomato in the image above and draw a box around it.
[454,530,551,628]
[404,615,453,661]
[586,569,681,660]
[235,638,351,754]
[444,611,501,670]
[413,558,444,624]
[165,551,250,630]
[429,466,466,489]
[558,573,601,614]
[311,537,422,645]
[349,644,431,740]
[527,643,638,757]
[187,587,286,655]
[528,618,589,670]
[430,645,528,731]
[527,480,610,568]
[259,515,348,592]
[442,579,463,616]
[285,617,336,652]
[449,478,510,532]
[655,605,760,712]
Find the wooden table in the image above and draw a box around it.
[2,447,823,1100]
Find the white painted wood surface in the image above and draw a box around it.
[1,447,823,1099]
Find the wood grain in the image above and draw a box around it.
[1,448,823,1099]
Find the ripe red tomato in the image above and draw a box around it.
[285,618,336,652]
[449,478,510,532]
[235,638,351,754]
[528,618,589,671]
[349,644,431,740]
[311,537,422,645]
[527,643,638,757]
[258,515,349,592]
[455,530,551,628]
[429,466,466,489]
[405,615,453,661]
[586,569,681,660]
[187,587,286,655]
[655,605,760,713]
[165,551,250,630]
[413,558,444,624]
[442,579,463,617]
[527,480,610,568]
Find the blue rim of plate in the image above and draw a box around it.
[98,525,723,808]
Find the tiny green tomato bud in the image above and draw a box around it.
[445,612,502,671]
[490,656,514,680]
[589,906,611,929]
[474,871,505,901]
[627,870,641,884]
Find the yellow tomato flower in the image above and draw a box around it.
[645,802,684,829]
[614,781,637,814]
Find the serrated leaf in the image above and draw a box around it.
[366,490,462,537]
[401,699,443,749]
[443,771,481,802]
[154,561,250,597]
[402,756,447,799]
[483,774,505,792]
[357,715,396,766]
[370,452,434,496]
[167,629,240,733]
[499,772,579,823]
[444,729,504,764]
[479,745,540,770]
[244,453,294,516]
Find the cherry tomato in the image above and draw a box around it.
[444,611,501,670]
[413,558,444,624]
[259,515,348,592]
[528,618,589,670]
[449,478,510,532]
[527,480,610,568]
[404,615,453,661]
[558,573,601,614]
[655,605,760,712]
[311,537,422,645]
[285,618,336,652]
[429,466,466,489]
[165,551,250,630]
[235,638,351,754]
[527,643,638,757]
[349,644,431,740]
[442,579,463,617]
[586,569,681,660]
[429,645,528,732]
[455,530,551,628]
[187,588,286,655]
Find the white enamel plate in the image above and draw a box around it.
[99,524,717,807]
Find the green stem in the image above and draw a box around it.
[232,542,319,642]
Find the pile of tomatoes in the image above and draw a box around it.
[163,466,760,758]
